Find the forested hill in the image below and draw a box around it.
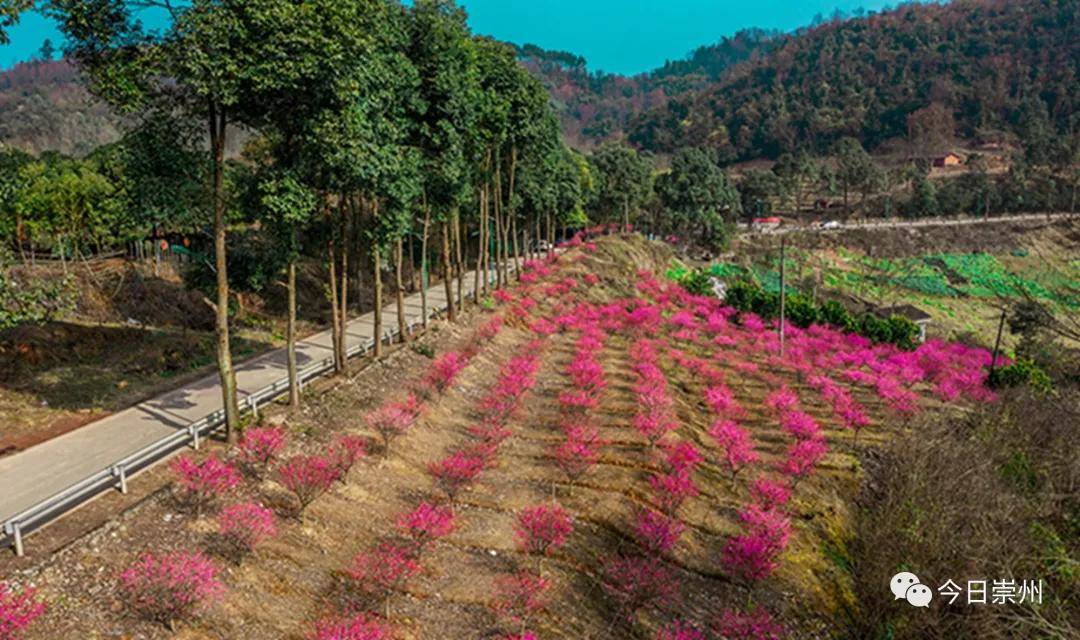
[0,59,121,156]
[628,0,1079,161]
[515,29,777,148]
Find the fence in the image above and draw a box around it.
[1,259,519,556]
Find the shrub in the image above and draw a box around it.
[749,477,791,511]
[721,532,782,583]
[330,434,368,478]
[708,420,759,480]
[779,410,820,441]
[492,571,548,627]
[365,395,420,456]
[237,426,286,475]
[217,502,277,562]
[0,582,46,639]
[397,502,455,553]
[551,428,601,489]
[713,607,785,640]
[655,620,705,640]
[277,455,338,513]
[425,352,467,394]
[649,470,699,514]
[118,551,223,628]
[633,509,685,554]
[170,455,240,515]
[428,451,486,504]
[601,556,680,616]
[348,542,421,599]
[309,614,392,640]
[514,504,573,558]
[778,438,828,485]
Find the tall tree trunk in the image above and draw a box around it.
[507,145,520,279]
[373,244,383,358]
[287,253,300,408]
[474,185,485,303]
[209,105,239,442]
[493,156,504,289]
[442,217,455,322]
[338,199,350,368]
[408,225,418,291]
[327,227,342,373]
[454,209,464,311]
[420,206,430,329]
[395,236,407,343]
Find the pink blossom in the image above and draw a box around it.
[708,420,759,479]
[601,556,680,615]
[778,439,828,484]
[425,352,467,393]
[171,455,240,514]
[660,440,703,474]
[492,571,549,625]
[330,434,368,478]
[277,455,338,512]
[428,451,486,503]
[750,477,791,510]
[714,607,786,640]
[119,551,224,626]
[237,427,286,472]
[633,509,685,554]
[655,620,705,640]
[397,502,455,552]
[218,502,276,559]
[309,614,391,640]
[514,503,574,556]
[349,542,421,596]
[0,582,46,639]
[649,469,699,514]
[765,387,799,414]
[366,394,420,454]
[779,410,820,440]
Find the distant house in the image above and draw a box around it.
[875,304,933,343]
[932,152,964,168]
[750,217,781,232]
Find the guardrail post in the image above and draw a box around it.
[12,522,23,557]
[249,396,259,420]
[188,424,201,450]
[112,464,128,494]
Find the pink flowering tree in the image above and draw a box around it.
[349,542,421,619]
[778,438,828,487]
[514,503,573,573]
[118,551,224,629]
[309,614,392,640]
[492,571,548,637]
[217,502,277,563]
[655,620,705,640]
[713,607,785,640]
[423,352,467,395]
[708,420,759,481]
[602,556,680,621]
[329,434,369,479]
[277,455,339,515]
[0,582,46,639]
[633,509,685,554]
[237,426,286,476]
[721,505,791,586]
[649,470,699,515]
[551,426,601,494]
[397,502,455,554]
[749,477,791,511]
[170,455,240,515]
[365,395,420,456]
[428,451,486,506]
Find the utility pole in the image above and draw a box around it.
[779,235,787,357]
[990,305,1007,378]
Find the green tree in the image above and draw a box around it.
[589,143,652,228]
[834,137,874,218]
[408,0,477,324]
[0,0,34,44]
[655,147,740,249]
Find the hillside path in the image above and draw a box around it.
[0,262,513,547]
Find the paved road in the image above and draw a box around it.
[758,212,1074,235]
[0,263,505,538]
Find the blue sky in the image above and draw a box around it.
[2,1,899,74]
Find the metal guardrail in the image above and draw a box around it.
[0,262,519,556]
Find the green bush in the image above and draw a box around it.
[989,359,1053,394]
